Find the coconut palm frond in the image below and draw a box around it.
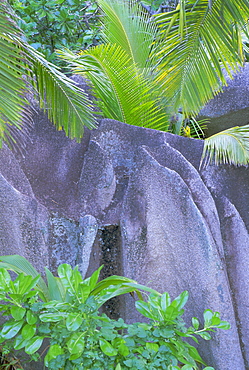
[153,0,249,117]
[0,1,96,147]
[59,45,168,131]
[27,47,96,140]
[0,2,32,148]
[201,125,249,167]
[98,0,158,69]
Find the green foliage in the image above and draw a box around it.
[0,1,97,149]
[59,0,249,166]
[153,0,249,117]
[59,0,169,131]
[0,255,230,369]
[201,125,249,167]
[2,0,249,165]
[59,45,169,130]
[0,255,152,305]
[9,0,101,66]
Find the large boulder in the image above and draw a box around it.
[0,114,249,369]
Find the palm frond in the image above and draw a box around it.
[0,1,96,147]
[58,45,168,130]
[0,2,32,148]
[201,125,249,167]
[153,0,249,116]
[98,0,158,69]
[27,47,96,140]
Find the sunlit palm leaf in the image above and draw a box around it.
[27,47,96,140]
[0,2,32,148]
[0,1,96,147]
[201,125,249,167]
[153,0,249,116]
[98,0,157,69]
[59,45,168,130]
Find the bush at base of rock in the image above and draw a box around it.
[0,255,230,370]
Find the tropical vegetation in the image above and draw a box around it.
[0,255,230,369]
[8,0,101,66]
[0,0,97,150]
[1,0,249,165]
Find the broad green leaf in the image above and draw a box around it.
[45,267,63,301]
[0,268,11,289]
[26,310,37,325]
[10,306,26,320]
[78,283,91,303]
[173,290,188,310]
[161,292,171,312]
[162,305,183,322]
[197,331,212,340]
[57,264,76,294]
[146,342,159,352]
[21,324,36,340]
[96,285,140,308]
[44,344,64,367]
[87,265,103,291]
[192,317,199,330]
[216,321,231,330]
[25,336,43,354]
[181,365,194,370]
[92,277,159,297]
[210,316,221,326]
[99,339,118,356]
[42,301,70,310]
[66,312,83,331]
[14,335,28,350]
[203,309,213,327]
[1,319,24,339]
[135,301,157,320]
[72,266,84,291]
[118,343,129,356]
[66,332,85,356]
[39,312,67,322]
[12,274,41,297]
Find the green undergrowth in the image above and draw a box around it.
[0,255,230,370]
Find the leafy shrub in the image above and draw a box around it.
[9,0,101,65]
[0,255,230,370]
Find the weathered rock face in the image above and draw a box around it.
[0,113,249,369]
[198,63,249,136]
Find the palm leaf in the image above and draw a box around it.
[0,2,32,148]
[201,125,249,167]
[27,47,96,140]
[0,1,96,147]
[153,0,249,117]
[58,45,168,130]
[98,0,158,69]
